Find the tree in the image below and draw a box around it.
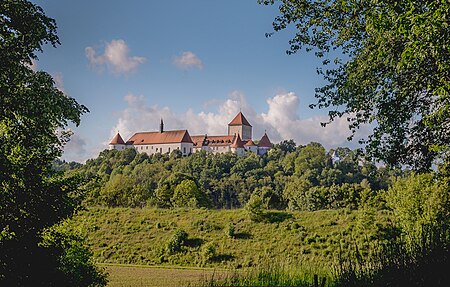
[0,0,106,285]
[386,173,450,245]
[278,139,297,153]
[172,179,206,208]
[260,0,450,170]
[294,142,328,184]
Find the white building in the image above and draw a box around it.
[109,112,272,156]
[109,119,193,156]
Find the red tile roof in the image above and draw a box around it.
[230,134,245,148]
[192,135,235,147]
[258,132,272,148]
[244,139,256,146]
[127,130,193,145]
[228,112,252,127]
[191,135,207,147]
[110,132,125,145]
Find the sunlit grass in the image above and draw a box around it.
[68,207,391,272]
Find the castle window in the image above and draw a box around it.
[146,146,148,150]
[183,147,186,154]
[168,147,171,153]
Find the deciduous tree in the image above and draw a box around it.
[0,0,106,285]
[260,0,450,170]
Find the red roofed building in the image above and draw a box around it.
[109,120,194,156]
[244,139,258,153]
[109,112,271,157]
[230,134,245,156]
[109,133,125,145]
[257,132,272,155]
[228,112,252,140]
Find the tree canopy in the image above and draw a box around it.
[70,143,399,212]
[0,0,106,285]
[259,0,450,170]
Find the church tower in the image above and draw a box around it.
[228,112,252,141]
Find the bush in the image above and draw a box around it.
[336,172,450,287]
[386,173,450,245]
[201,242,216,263]
[166,229,188,254]
[245,195,265,222]
[225,223,236,238]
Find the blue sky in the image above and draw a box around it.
[32,0,368,162]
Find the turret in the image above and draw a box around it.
[230,133,245,156]
[257,132,272,155]
[109,132,126,150]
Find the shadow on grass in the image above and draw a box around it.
[234,232,252,239]
[185,238,204,248]
[265,211,293,223]
[212,254,235,262]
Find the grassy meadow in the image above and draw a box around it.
[68,207,391,279]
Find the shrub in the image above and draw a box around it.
[201,242,216,263]
[166,229,188,254]
[245,195,265,222]
[225,223,236,238]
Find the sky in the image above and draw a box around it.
[31,0,370,162]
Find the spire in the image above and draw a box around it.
[228,112,252,127]
[160,118,164,133]
[110,132,125,145]
[258,132,272,148]
[230,133,245,148]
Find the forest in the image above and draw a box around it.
[58,142,401,211]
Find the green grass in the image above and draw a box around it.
[68,207,391,274]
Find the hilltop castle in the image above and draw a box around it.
[109,112,272,156]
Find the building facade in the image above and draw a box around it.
[109,112,271,156]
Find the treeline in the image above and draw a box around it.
[62,141,403,210]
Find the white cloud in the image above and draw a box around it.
[61,131,88,162]
[27,58,38,71]
[259,92,365,148]
[173,51,204,70]
[53,72,65,93]
[85,39,146,75]
[108,91,370,150]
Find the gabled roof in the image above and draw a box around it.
[258,132,272,148]
[127,130,193,145]
[191,135,207,147]
[244,139,256,147]
[192,135,235,147]
[230,134,245,148]
[110,132,125,145]
[228,112,252,127]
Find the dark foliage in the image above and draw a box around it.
[0,0,106,285]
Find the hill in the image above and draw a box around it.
[67,207,391,272]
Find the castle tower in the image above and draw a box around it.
[257,132,272,155]
[109,132,126,150]
[228,112,252,141]
[230,133,245,156]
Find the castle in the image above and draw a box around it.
[109,112,272,156]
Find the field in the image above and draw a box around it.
[103,264,228,287]
[68,207,390,274]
